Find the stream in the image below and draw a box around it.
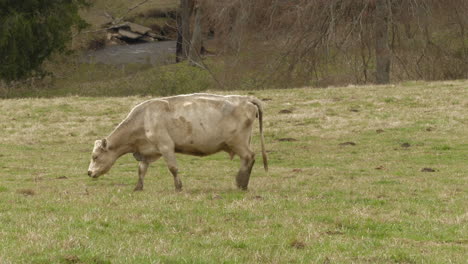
[81,41,177,65]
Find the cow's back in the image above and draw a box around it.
[143,94,257,155]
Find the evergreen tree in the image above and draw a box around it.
[0,0,88,82]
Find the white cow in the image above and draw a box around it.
[88,93,268,191]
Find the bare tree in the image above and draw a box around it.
[176,0,194,61]
[200,0,467,88]
[189,3,203,65]
[375,0,390,84]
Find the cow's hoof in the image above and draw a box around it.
[175,187,183,192]
[237,185,249,191]
[133,187,143,192]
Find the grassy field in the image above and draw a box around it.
[0,81,467,263]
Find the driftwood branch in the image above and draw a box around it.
[103,11,115,21]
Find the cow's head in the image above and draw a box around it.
[87,139,117,178]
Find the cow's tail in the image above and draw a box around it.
[250,98,268,172]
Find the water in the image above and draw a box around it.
[82,41,177,65]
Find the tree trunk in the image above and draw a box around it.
[176,13,183,62]
[178,0,193,61]
[189,4,203,66]
[375,0,391,84]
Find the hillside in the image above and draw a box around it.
[81,0,178,29]
[0,81,466,263]
[3,0,466,97]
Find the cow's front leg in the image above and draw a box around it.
[134,161,149,191]
[169,164,182,192]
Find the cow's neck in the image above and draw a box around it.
[106,121,136,157]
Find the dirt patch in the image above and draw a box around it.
[401,142,411,148]
[211,194,222,200]
[421,168,437,172]
[325,230,344,235]
[339,141,356,146]
[279,109,293,114]
[17,189,35,196]
[277,138,298,142]
[295,122,308,126]
[63,255,80,264]
[290,239,306,249]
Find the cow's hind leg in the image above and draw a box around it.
[160,147,182,192]
[233,146,255,190]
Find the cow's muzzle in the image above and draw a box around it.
[88,170,97,178]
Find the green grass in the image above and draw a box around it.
[0,81,467,263]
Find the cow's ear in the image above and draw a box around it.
[101,138,107,149]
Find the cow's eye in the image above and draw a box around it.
[92,156,98,161]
